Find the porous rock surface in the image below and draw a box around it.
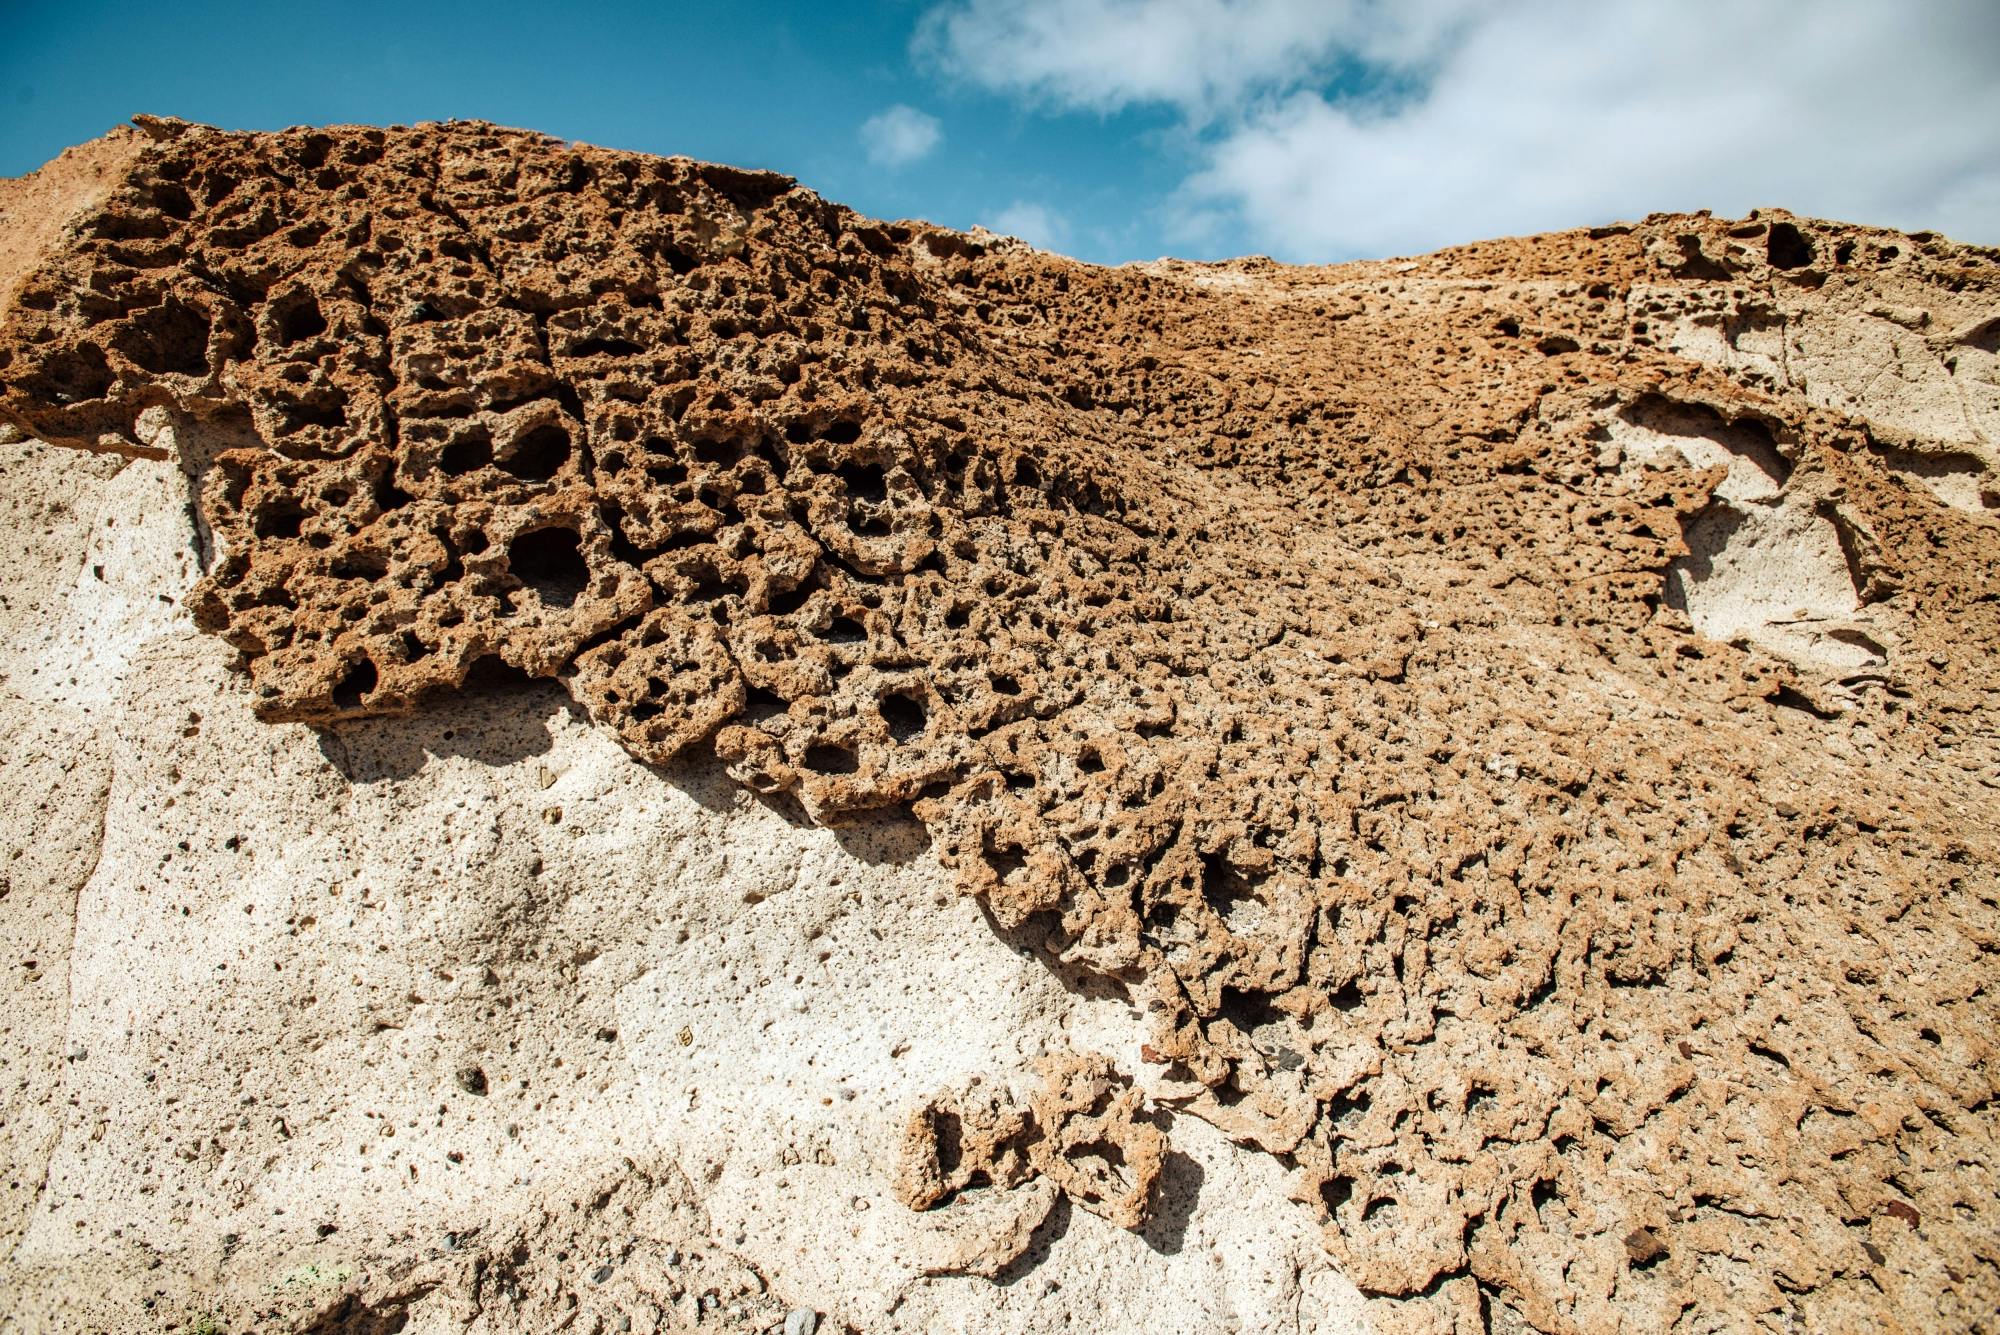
[1,118,1997,1333]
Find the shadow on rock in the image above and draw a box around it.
[993,1194,1073,1287]
[647,747,935,865]
[316,661,565,783]
[830,804,933,866]
[1140,1149,1205,1256]
[975,898,1132,1005]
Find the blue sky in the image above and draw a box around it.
[4,1,1996,266]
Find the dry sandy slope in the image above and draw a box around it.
[1,120,1997,1334]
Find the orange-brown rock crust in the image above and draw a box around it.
[3,118,1997,1333]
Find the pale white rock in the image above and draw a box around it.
[0,435,1368,1333]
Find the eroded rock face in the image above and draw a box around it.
[3,119,1998,1333]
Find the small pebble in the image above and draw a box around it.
[784,1309,818,1335]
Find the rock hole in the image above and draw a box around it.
[508,527,590,608]
[40,343,115,402]
[1326,1090,1369,1128]
[330,548,388,580]
[824,616,866,645]
[333,659,377,711]
[1200,851,1266,936]
[1668,234,1731,280]
[880,692,926,742]
[278,392,347,432]
[254,502,305,540]
[742,686,788,724]
[692,436,741,467]
[439,431,494,477]
[837,461,887,503]
[1319,1176,1354,1218]
[1065,1139,1131,1194]
[148,180,196,220]
[293,134,332,171]
[91,209,171,242]
[1616,397,1790,499]
[1666,501,1870,672]
[987,842,1027,882]
[804,743,858,775]
[570,337,643,358]
[1767,685,1839,720]
[501,425,570,482]
[766,578,819,617]
[598,504,651,568]
[372,471,410,507]
[119,300,212,376]
[687,567,735,603]
[277,297,327,347]
[1766,222,1814,270]
[822,418,862,446]
[933,1109,965,1177]
[1218,987,1289,1057]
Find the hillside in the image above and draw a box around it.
[1,117,1996,1334]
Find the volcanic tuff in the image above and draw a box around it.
[2,117,1998,1333]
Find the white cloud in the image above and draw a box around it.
[917,0,2000,258]
[1184,2,2000,258]
[860,104,944,168]
[916,0,1471,120]
[989,201,1071,251]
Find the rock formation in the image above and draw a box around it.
[1,118,1996,1333]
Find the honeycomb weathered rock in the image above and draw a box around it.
[895,1052,1166,1250]
[3,119,1998,1333]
